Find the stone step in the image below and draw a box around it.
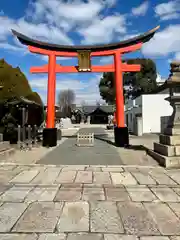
[0,141,11,152]
[0,148,15,161]
[163,127,180,135]
[146,148,180,169]
[154,142,180,157]
[159,134,180,146]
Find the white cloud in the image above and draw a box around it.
[0,16,15,40]
[142,24,180,57]
[175,52,180,60]
[132,1,149,16]
[0,0,121,105]
[14,18,73,45]
[78,15,126,44]
[53,1,103,22]
[30,78,84,91]
[0,16,73,53]
[27,0,126,45]
[0,0,125,52]
[103,0,117,7]
[0,42,26,52]
[155,1,180,21]
[27,0,118,31]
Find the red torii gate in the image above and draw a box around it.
[12,26,159,147]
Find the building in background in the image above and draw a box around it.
[125,75,174,135]
[73,105,114,124]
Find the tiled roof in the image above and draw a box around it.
[74,105,114,114]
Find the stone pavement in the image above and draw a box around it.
[0,163,180,239]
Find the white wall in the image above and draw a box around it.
[142,94,173,133]
[125,93,173,134]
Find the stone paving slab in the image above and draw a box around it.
[57,201,89,232]
[0,202,28,232]
[13,202,64,233]
[150,187,180,202]
[131,172,157,185]
[54,187,82,201]
[55,170,77,184]
[67,233,103,240]
[24,185,60,203]
[75,171,92,183]
[82,187,105,200]
[31,167,61,184]
[93,172,111,184]
[0,164,180,238]
[104,236,138,240]
[148,171,178,185]
[166,172,180,184]
[90,201,124,233]
[144,203,180,235]
[10,170,39,183]
[0,185,33,202]
[2,235,180,240]
[126,187,157,202]
[168,202,180,217]
[105,187,130,201]
[0,234,38,240]
[110,172,137,185]
[117,202,160,236]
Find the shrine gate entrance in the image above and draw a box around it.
[12,26,159,147]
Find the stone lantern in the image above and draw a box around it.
[152,61,180,168]
[165,62,180,132]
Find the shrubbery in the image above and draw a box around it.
[0,59,44,142]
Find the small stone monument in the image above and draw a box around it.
[151,61,180,168]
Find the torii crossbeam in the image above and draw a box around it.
[12,26,159,147]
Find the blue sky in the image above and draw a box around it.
[0,0,180,104]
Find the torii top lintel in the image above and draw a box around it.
[12,26,159,56]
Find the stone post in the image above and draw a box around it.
[165,96,180,132]
[152,61,180,168]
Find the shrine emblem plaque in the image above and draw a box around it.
[77,50,91,72]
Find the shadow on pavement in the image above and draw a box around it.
[95,135,146,151]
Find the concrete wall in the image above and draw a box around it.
[125,94,173,134]
[142,94,172,133]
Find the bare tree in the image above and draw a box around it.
[58,89,75,117]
